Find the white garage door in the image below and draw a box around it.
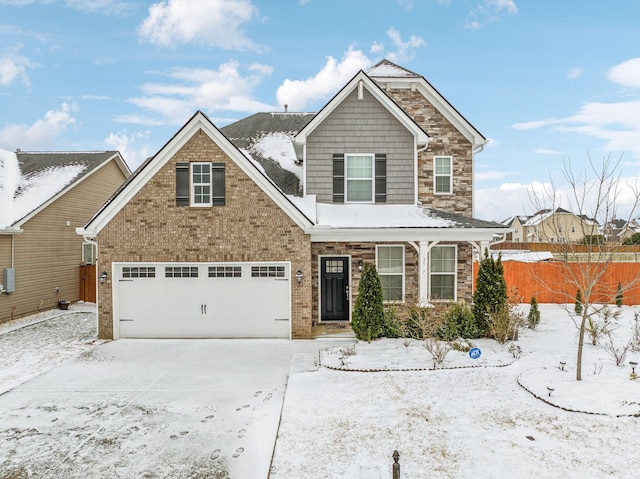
[114,262,291,338]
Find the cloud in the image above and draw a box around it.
[138,0,261,50]
[535,148,562,155]
[0,54,30,86]
[608,58,640,88]
[119,61,275,125]
[0,103,76,150]
[0,0,133,14]
[465,0,518,29]
[567,67,584,81]
[382,28,425,63]
[104,130,151,169]
[276,48,371,112]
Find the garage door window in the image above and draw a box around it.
[165,266,199,278]
[209,266,242,277]
[251,266,285,278]
[122,266,156,278]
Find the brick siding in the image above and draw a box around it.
[97,129,312,339]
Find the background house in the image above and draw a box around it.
[79,60,509,340]
[502,208,597,243]
[0,150,130,323]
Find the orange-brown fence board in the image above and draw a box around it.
[474,262,640,305]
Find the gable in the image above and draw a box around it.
[81,112,313,237]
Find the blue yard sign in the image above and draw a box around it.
[469,347,482,360]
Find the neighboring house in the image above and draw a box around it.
[0,150,130,323]
[518,208,597,243]
[602,218,640,244]
[501,215,528,242]
[78,59,510,340]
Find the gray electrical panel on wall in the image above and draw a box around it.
[3,268,15,293]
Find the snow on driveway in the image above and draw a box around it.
[0,308,352,479]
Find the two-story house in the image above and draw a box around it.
[78,60,509,340]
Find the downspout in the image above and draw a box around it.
[415,142,429,205]
[472,143,486,219]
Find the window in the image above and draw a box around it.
[377,245,404,302]
[82,242,95,264]
[434,156,452,194]
[176,162,225,207]
[165,266,199,278]
[191,163,211,205]
[333,154,386,203]
[251,265,285,278]
[208,266,242,278]
[346,154,373,202]
[430,246,456,300]
[122,267,156,278]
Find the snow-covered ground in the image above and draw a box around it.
[1,304,639,478]
[271,304,640,478]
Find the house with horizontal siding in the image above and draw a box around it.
[0,150,130,323]
[78,59,509,340]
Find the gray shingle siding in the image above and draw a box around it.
[305,88,415,204]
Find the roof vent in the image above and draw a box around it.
[284,104,288,113]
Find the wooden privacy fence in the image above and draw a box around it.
[479,261,640,305]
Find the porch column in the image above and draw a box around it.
[417,241,438,307]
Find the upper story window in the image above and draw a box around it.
[346,154,373,202]
[333,153,386,204]
[176,162,225,207]
[434,156,452,194]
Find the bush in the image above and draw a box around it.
[528,297,541,329]
[472,250,507,335]
[487,301,525,344]
[399,301,444,340]
[436,301,481,340]
[586,306,619,346]
[616,283,623,307]
[574,290,583,315]
[351,263,385,342]
[381,304,402,338]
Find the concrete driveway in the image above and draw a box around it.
[0,337,349,478]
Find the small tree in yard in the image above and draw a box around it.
[616,283,623,307]
[472,250,507,336]
[574,290,583,315]
[529,155,640,380]
[528,297,541,329]
[351,263,384,342]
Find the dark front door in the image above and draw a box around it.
[321,257,349,321]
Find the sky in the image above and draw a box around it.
[1,0,640,222]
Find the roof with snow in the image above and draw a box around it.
[221,113,315,196]
[0,149,124,228]
[367,59,421,78]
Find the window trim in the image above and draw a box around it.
[190,162,212,207]
[82,242,95,264]
[376,244,405,303]
[345,153,375,203]
[434,156,453,195]
[429,245,457,301]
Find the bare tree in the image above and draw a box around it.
[529,154,640,380]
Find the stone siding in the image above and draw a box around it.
[384,89,474,216]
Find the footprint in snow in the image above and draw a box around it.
[238,429,246,438]
[211,449,221,460]
[232,447,244,458]
[201,415,214,422]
